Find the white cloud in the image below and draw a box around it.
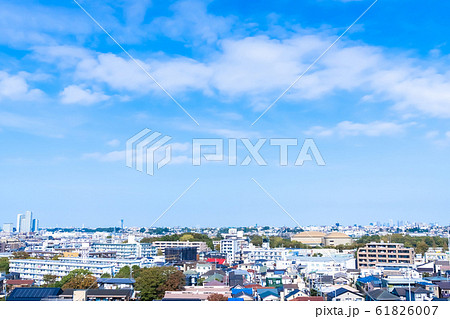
[107,139,120,147]
[83,151,126,162]
[306,121,411,137]
[0,71,44,100]
[60,85,110,105]
[150,0,235,45]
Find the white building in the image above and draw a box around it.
[2,223,14,233]
[152,241,209,254]
[242,244,290,263]
[91,236,156,258]
[9,257,154,285]
[220,229,248,264]
[16,211,38,233]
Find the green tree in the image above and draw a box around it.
[61,269,98,289]
[57,269,98,289]
[416,241,429,255]
[100,273,111,278]
[115,266,131,278]
[12,251,30,259]
[180,234,194,241]
[135,266,185,301]
[0,257,9,274]
[42,274,58,287]
[250,235,263,247]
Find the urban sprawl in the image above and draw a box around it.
[1,211,450,302]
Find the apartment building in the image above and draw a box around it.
[357,242,414,268]
[220,229,248,264]
[152,241,209,254]
[242,245,289,263]
[9,257,153,285]
[91,242,156,259]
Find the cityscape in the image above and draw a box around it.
[1,211,450,302]
[1,0,450,316]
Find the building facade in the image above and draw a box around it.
[357,242,415,268]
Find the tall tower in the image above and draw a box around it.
[121,219,124,233]
[16,214,24,233]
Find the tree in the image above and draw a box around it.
[135,266,185,301]
[100,273,111,278]
[250,235,263,247]
[12,251,30,259]
[416,241,429,255]
[43,274,58,287]
[207,294,228,301]
[157,249,163,256]
[0,257,9,274]
[180,234,194,241]
[58,269,98,289]
[115,266,131,278]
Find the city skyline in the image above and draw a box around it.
[1,0,450,227]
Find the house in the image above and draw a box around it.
[366,289,401,301]
[356,275,382,292]
[97,278,135,290]
[204,273,224,283]
[408,287,433,301]
[391,288,408,301]
[283,283,299,294]
[60,289,134,301]
[284,289,307,301]
[334,274,351,286]
[6,287,62,301]
[259,290,280,301]
[290,296,325,301]
[417,262,435,275]
[231,291,254,301]
[437,282,450,299]
[326,287,364,301]
[5,279,34,293]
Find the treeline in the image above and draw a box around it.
[140,232,221,250]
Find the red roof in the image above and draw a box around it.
[290,296,325,301]
[206,258,226,264]
[6,279,35,286]
[244,284,264,289]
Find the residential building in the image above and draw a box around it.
[357,242,414,268]
[91,238,156,259]
[220,229,248,264]
[9,257,153,285]
[152,240,209,254]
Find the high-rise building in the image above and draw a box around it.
[16,211,39,233]
[16,214,24,233]
[2,223,14,233]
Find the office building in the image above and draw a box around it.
[165,247,197,263]
[2,223,14,233]
[357,242,415,268]
[16,211,39,233]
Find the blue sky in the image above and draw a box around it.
[1,0,450,228]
